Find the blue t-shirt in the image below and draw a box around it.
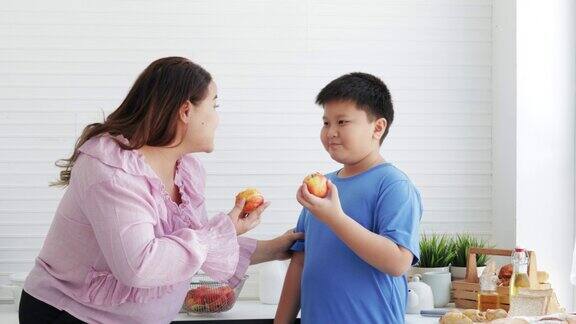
[291,163,422,324]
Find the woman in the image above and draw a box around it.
[19,57,302,324]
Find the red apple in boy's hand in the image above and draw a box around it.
[235,188,264,214]
[303,172,328,198]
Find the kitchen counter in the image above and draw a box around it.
[173,300,438,323]
[173,300,297,323]
[0,300,439,323]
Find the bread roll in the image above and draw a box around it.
[537,271,549,284]
[485,308,508,321]
[499,264,513,279]
[440,311,473,324]
[462,309,486,322]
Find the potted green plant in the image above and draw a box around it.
[449,234,491,279]
[410,234,455,277]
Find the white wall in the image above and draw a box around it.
[0,0,494,299]
[492,0,576,310]
[515,0,576,310]
[491,0,516,250]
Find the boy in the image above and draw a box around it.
[275,73,422,324]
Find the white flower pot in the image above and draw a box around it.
[409,266,449,280]
[450,266,485,279]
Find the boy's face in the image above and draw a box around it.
[321,101,384,165]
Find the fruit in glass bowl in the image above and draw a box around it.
[182,274,247,314]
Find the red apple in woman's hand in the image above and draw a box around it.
[235,188,264,214]
[303,172,328,198]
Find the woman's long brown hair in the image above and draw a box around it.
[52,57,212,187]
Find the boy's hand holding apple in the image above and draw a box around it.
[297,173,345,225]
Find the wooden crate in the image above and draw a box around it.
[452,248,542,311]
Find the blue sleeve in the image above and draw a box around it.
[375,180,422,265]
[290,208,307,252]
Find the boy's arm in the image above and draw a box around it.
[274,251,304,324]
[327,217,412,276]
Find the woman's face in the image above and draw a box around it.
[180,81,220,153]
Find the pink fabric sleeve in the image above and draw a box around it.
[179,154,257,286]
[81,174,240,289]
[225,236,257,287]
[196,210,257,286]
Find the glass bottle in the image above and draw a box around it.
[477,263,500,311]
[510,247,530,296]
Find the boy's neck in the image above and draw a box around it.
[339,151,385,178]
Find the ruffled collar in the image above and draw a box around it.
[78,134,155,178]
[78,134,194,212]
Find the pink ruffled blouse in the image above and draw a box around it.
[23,134,257,324]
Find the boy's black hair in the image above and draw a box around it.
[316,72,393,144]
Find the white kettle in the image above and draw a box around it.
[406,274,434,314]
[0,272,28,311]
[259,260,289,304]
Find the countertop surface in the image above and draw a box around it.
[174,300,439,323]
[0,300,440,323]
